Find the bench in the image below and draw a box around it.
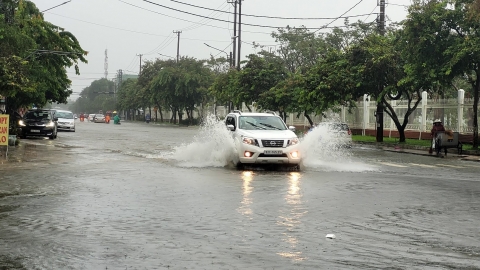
[434,131,463,156]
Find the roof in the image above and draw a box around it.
[229,111,278,117]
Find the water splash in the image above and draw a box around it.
[169,114,237,167]
[299,124,377,172]
[167,115,376,171]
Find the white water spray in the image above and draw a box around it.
[299,124,377,172]
[167,115,376,171]
[170,114,237,167]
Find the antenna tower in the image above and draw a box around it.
[104,49,108,79]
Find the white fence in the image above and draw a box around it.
[150,89,479,133]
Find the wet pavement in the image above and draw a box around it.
[0,119,479,269]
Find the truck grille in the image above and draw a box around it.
[261,140,284,148]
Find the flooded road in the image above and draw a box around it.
[1,118,479,269]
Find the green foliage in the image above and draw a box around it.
[403,0,480,147]
[236,53,287,110]
[0,0,87,111]
[69,78,116,113]
[146,57,213,121]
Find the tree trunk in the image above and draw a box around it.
[304,111,313,127]
[245,104,252,112]
[398,125,406,142]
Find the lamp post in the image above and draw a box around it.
[204,43,232,68]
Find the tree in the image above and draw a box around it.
[117,78,140,117]
[347,31,425,143]
[209,68,239,113]
[0,0,87,111]
[281,48,357,127]
[403,0,480,147]
[236,53,287,112]
[69,78,115,113]
[147,57,212,124]
[139,59,178,122]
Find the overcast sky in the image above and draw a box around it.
[32,0,411,100]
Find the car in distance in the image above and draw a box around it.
[88,114,96,122]
[225,111,301,169]
[93,114,106,123]
[18,109,58,139]
[55,110,76,132]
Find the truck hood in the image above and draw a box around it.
[239,129,297,139]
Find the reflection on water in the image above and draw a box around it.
[238,171,254,216]
[277,172,307,261]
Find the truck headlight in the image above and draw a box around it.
[242,137,258,146]
[46,121,55,127]
[287,138,299,146]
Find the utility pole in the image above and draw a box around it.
[137,54,143,75]
[376,0,386,142]
[237,0,242,70]
[173,30,182,63]
[228,0,237,68]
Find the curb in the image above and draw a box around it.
[355,141,480,162]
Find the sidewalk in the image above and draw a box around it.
[355,141,480,162]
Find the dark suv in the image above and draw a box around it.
[18,109,58,139]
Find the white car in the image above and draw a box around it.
[225,111,301,169]
[88,114,96,122]
[54,110,75,132]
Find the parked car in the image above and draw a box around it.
[93,114,106,123]
[18,109,58,139]
[225,110,301,170]
[316,122,352,147]
[55,110,76,132]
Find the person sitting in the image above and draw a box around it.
[113,115,121,125]
[430,119,445,154]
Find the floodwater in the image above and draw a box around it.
[0,116,479,269]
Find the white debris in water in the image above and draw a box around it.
[325,234,336,239]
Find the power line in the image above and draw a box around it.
[363,6,378,23]
[125,55,139,72]
[143,34,176,55]
[165,0,374,20]
[180,2,230,32]
[140,0,364,30]
[116,0,270,35]
[313,0,365,34]
[387,2,409,7]
[48,11,247,41]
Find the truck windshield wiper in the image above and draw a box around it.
[259,123,282,130]
[246,121,266,130]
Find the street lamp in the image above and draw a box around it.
[204,43,232,68]
[42,0,72,13]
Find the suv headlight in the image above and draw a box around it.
[287,138,299,146]
[46,121,55,127]
[242,136,259,146]
[18,120,26,127]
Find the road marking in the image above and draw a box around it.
[378,162,409,168]
[458,164,480,168]
[435,164,465,168]
[409,163,436,168]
